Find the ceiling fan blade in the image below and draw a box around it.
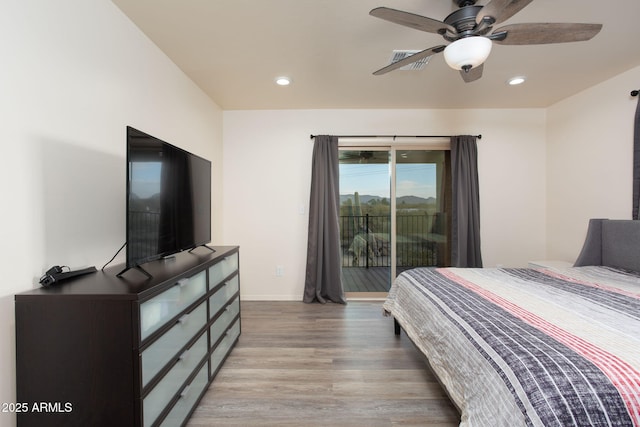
[460,64,484,83]
[493,23,603,45]
[476,0,533,25]
[373,45,445,75]
[370,7,456,35]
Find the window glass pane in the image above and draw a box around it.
[339,150,391,292]
[396,150,450,275]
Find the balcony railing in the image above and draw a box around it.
[340,213,447,269]
[128,210,160,261]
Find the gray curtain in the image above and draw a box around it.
[303,135,346,304]
[451,135,483,267]
[633,95,640,220]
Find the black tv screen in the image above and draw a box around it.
[125,126,211,270]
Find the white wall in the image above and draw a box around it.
[546,65,640,261]
[223,108,547,300]
[0,1,222,424]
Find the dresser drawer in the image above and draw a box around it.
[210,319,240,375]
[209,276,239,319]
[141,301,207,388]
[209,252,238,286]
[143,332,208,427]
[159,362,209,427]
[140,271,207,341]
[209,297,240,346]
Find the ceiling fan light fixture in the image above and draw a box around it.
[443,36,492,71]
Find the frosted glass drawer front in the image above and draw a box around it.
[140,271,206,341]
[141,301,207,387]
[210,319,240,375]
[209,297,240,346]
[159,362,209,427]
[143,332,207,427]
[209,252,238,286]
[209,276,239,319]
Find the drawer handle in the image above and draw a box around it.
[177,278,190,288]
[178,314,189,325]
[178,349,190,362]
[180,385,191,399]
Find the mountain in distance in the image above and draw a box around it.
[397,195,436,205]
[129,192,161,212]
[340,194,382,204]
[340,194,435,205]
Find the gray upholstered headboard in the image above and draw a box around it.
[574,219,640,272]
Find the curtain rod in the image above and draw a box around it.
[309,134,482,140]
[632,90,639,97]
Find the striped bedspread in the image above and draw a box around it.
[383,266,640,426]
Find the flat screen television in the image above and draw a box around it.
[120,126,212,277]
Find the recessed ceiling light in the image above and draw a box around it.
[507,76,526,86]
[275,76,291,86]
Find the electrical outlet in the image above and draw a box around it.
[276,266,284,277]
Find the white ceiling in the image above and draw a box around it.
[111,0,640,110]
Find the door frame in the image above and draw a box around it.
[339,139,450,299]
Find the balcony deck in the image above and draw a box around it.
[342,266,418,293]
[342,267,390,293]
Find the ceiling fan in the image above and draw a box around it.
[370,0,602,82]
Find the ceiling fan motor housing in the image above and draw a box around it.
[443,5,485,40]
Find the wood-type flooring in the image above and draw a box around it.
[187,300,459,426]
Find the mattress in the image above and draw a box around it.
[383,266,640,426]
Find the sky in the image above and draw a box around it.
[130,162,162,198]
[339,163,437,199]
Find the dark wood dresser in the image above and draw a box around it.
[15,246,240,427]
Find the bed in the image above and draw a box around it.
[383,219,640,426]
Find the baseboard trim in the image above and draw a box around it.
[240,295,302,301]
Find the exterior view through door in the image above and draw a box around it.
[339,148,451,294]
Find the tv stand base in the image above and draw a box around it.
[189,244,216,254]
[116,264,152,279]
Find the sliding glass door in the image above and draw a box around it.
[338,150,391,294]
[395,150,451,277]
[339,147,451,296]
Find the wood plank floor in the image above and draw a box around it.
[188,301,459,427]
